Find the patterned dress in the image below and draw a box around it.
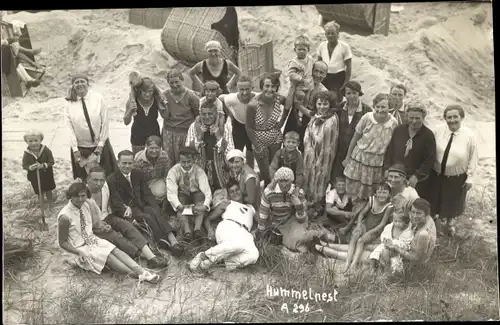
[57,200,115,274]
[302,113,339,206]
[253,97,284,147]
[344,112,398,199]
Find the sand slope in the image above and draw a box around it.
[1,4,496,322]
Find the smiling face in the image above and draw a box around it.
[445,109,462,132]
[388,171,406,190]
[228,157,244,174]
[73,78,89,97]
[261,78,278,100]
[316,98,331,115]
[179,154,194,171]
[278,179,293,193]
[200,106,217,126]
[71,189,88,209]
[237,81,253,103]
[146,142,161,159]
[207,48,220,59]
[409,205,427,228]
[168,76,184,93]
[25,135,42,151]
[373,99,390,121]
[407,110,424,130]
[335,179,346,195]
[312,62,328,84]
[375,186,391,203]
[227,184,243,203]
[118,154,134,175]
[283,137,299,152]
[139,87,154,101]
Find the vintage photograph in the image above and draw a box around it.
[2,2,498,323]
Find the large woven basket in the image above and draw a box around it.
[161,7,239,68]
[129,8,173,29]
[316,4,391,36]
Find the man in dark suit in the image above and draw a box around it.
[107,150,184,257]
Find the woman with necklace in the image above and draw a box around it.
[384,103,436,201]
[331,81,372,184]
[343,93,398,200]
[160,69,200,166]
[123,78,164,155]
[189,40,241,94]
[246,73,288,186]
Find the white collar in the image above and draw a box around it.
[343,100,363,113]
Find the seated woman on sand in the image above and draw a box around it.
[57,182,160,283]
[189,40,241,94]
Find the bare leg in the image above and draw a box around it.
[204,218,215,240]
[139,245,156,260]
[16,64,36,83]
[106,251,136,276]
[344,232,361,271]
[323,242,350,251]
[350,241,365,269]
[318,245,348,260]
[110,248,145,276]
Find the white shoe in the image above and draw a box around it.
[138,271,160,284]
[189,252,205,272]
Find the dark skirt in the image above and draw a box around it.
[70,139,118,181]
[321,71,346,93]
[428,170,468,219]
[28,167,56,194]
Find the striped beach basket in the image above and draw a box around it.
[316,4,391,36]
[129,8,173,29]
[160,7,239,68]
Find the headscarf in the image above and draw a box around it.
[226,149,245,162]
[205,40,222,52]
[274,167,295,182]
[66,73,90,102]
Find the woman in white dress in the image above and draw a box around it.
[57,182,159,283]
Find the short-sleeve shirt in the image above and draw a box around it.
[316,40,353,74]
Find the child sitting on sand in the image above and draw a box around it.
[129,71,168,113]
[22,131,56,210]
[269,131,304,189]
[325,176,354,227]
[369,207,413,275]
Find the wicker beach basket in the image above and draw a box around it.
[160,7,239,68]
[316,4,391,36]
[129,8,173,29]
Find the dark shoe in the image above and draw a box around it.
[170,243,185,257]
[194,229,204,240]
[147,256,168,269]
[158,238,170,250]
[26,79,41,88]
[183,232,193,243]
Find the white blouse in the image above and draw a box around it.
[433,124,478,182]
[316,40,353,74]
[64,89,109,151]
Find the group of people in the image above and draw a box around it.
[22,20,478,283]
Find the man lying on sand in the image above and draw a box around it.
[188,179,259,274]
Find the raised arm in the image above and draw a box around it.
[123,99,136,126]
[188,61,205,92]
[226,60,241,91]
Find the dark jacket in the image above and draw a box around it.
[107,169,159,218]
[383,123,436,181]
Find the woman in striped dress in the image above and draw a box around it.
[245,73,288,186]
